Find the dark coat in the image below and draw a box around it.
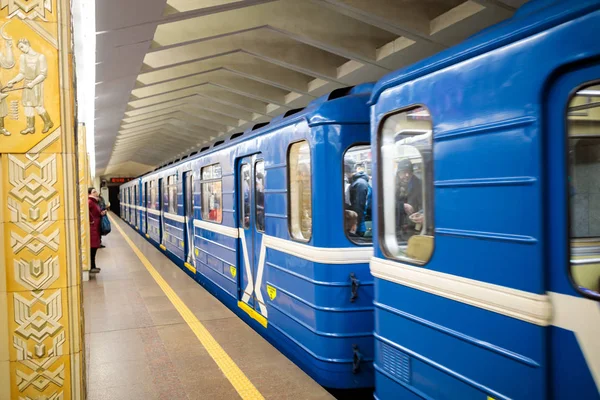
[89,197,102,248]
[349,172,369,223]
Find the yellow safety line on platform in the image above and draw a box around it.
[108,214,265,400]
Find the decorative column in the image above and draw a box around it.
[77,123,90,282]
[0,0,86,398]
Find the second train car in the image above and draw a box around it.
[119,84,375,389]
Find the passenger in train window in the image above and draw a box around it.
[256,171,265,231]
[345,209,359,237]
[396,158,422,240]
[348,162,371,236]
[344,160,352,208]
[241,165,251,228]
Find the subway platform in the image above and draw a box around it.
[83,214,334,400]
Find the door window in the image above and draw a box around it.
[344,145,372,244]
[241,164,251,229]
[167,175,177,214]
[288,141,312,241]
[379,106,434,264]
[201,164,223,223]
[568,83,600,296]
[185,173,193,217]
[255,161,265,232]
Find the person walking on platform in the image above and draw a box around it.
[88,187,105,274]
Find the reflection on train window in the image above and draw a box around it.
[167,175,177,214]
[241,164,250,229]
[255,161,265,232]
[289,141,312,241]
[201,164,223,223]
[344,145,372,244]
[568,84,600,296]
[379,106,434,264]
[149,180,156,209]
[185,173,193,218]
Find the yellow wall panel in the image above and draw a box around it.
[0,0,84,398]
[0,16,61,153]
[9,353,72,399]
[3,219,69,292]
[6,286,72,363]
[77,124,90,272]
[1,151,68,223]
[0,290,8,362]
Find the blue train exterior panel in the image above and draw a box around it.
[370,1,600,399]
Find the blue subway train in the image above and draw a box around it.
[120,84,376,389]
[120,0,600,398]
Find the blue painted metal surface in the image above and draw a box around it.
[370,1,600,399]
[119,83,375,389]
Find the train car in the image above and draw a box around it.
[369,0,600,399]
[120,179,142,231]
[120,84,376,389]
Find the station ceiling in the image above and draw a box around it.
[95,0,528,178]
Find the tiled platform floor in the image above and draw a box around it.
[83,214,334,400]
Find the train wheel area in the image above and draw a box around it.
[84,213,339,400]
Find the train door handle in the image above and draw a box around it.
[350,272,360,303]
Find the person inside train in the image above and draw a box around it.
[88,187,106,274]
[348,162,372,237]
[396,158,422,240]
[344,159,352,208]
[256,171,265,231]
[345,209,359,238]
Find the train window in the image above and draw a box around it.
[167,175,177,214]
[379,106,434,264]
[255,160,265,232]
[201,164,223,223]
[568,83,600,296]
[241,164,250,229]
[344,145,372,244]
[144,182,149,208]
[288,141,312,241]
[149,180,156,209]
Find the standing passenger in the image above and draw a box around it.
[349,163,370,236]
[396,159,422,239]
[88,187,106,274]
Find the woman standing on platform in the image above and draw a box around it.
[88,187,105,274]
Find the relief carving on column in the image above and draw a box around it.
[0,0,81,397]
[5,142,68,399]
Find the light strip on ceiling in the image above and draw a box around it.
[72,0,96,177]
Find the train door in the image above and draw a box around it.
[547,65,600,399]
[238,155,267,317]
[134,185,138,228]
[158,178,165,246]
[184,171,195,268]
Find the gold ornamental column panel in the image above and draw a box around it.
[0,0,85,399]
[77,123,90,278]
